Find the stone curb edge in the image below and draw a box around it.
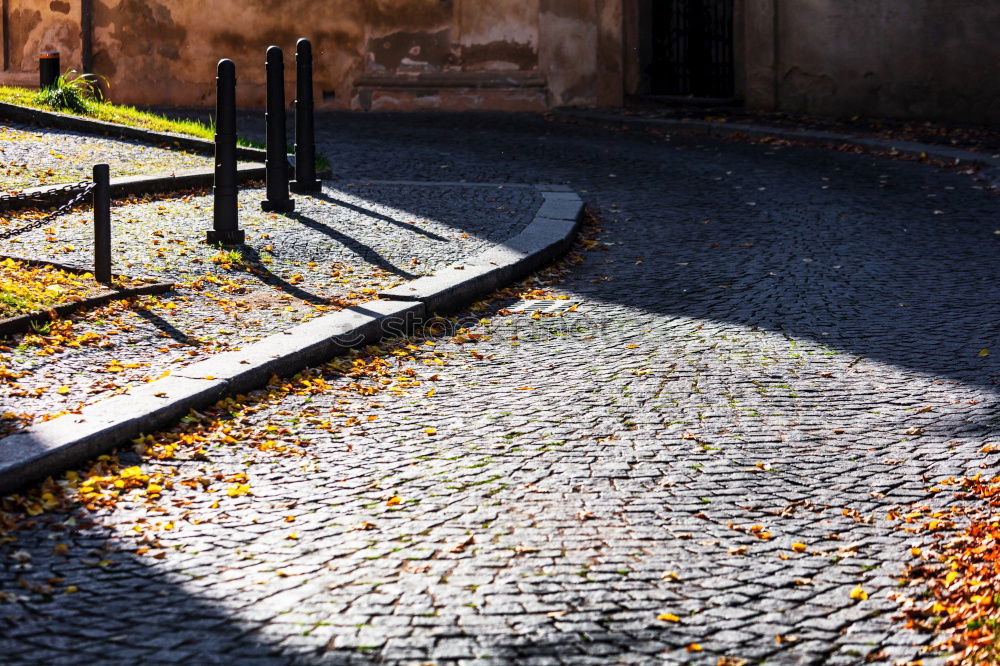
[0,281,175,338]
[0,165,267,213]
[0,101,266,162]
[0,185,583,494]
[554,108,1000,187]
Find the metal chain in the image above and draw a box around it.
[0,181,96,241]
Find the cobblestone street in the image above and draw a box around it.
[1,113,998,664]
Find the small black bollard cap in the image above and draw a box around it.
[296,38,312,55]
[217,58,236,77]
[267,45,283,61]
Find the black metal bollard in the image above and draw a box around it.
[261,46,294,212]
[208,59,245,246]
[39,51,60,89]
[291,38,320,193]
[92,163,111,283]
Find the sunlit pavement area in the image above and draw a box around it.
[1,112,998,664]
[1,180,538,433]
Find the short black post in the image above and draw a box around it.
[92,163,111,283]
[291,38,320,193]
[39,51,60,89]
[208,58,244,246]
[262,46,294,212]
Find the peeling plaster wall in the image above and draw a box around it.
[0,0,617,111]
[745,0,1000,123]
[457,2,539,72]
[7,0,81,72]
[89,0,367,108]
[539,0,598,106]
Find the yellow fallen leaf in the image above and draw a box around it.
[226,484,252,497]
[56,386,70,395]
[945,571,959,585]
[686,643,703,652]
[849,584,868,601]
[386,496,402,506]
[424,428,436,435]
[657,613,680,622]
[286,532,298,540]
[792,542,807,552]
[979,348,990,357]
[425,389,436,398]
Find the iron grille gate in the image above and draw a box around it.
[650,0,734,98]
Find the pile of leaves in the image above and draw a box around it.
[894,471,1000,663]
[0,258,107,319]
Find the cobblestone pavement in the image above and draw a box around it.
[1,181,537,433]
[0,122,212,192]
[0,113,998,665]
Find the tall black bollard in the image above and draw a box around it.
[208,59,245,246]
[92,163,111,283]
[261,46,294,212]
[291,38,320,193]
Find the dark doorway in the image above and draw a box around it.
[648,0,734,98]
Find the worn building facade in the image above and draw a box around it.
[0,0,997,123]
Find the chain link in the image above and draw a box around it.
[0,181,96,241]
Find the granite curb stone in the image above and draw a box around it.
[0,186,582,493]
[379,186,583,314]
[0,375,228,492]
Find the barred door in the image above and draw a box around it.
[649,0,734,98]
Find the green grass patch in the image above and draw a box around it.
[0,83,229,143]
[1,82,331,171]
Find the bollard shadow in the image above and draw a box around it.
[236,244,331,305]
[282,211,419,280]
[309,192,450,243]
[131,306,195,345]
